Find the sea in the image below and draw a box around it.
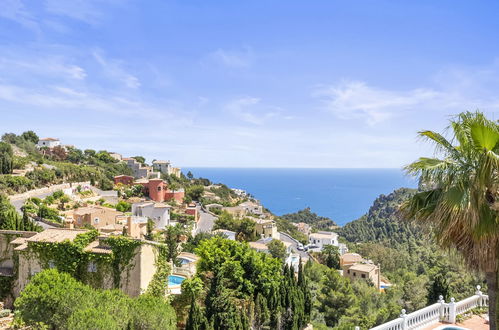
[184,168,417,226]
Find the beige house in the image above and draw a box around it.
[254,218,279,239]
[342,262,381,289]
[0,229,166,304]
[292,222,311,236]
[70,206,125,230]
[222,205,247,218]
[340,252,364,267]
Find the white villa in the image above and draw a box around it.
[309,231,339,250]
[131,202,171,229]
[37,137,60,148]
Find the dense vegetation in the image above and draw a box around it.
[0,195,42,232]
[338,188,422,244]
[0,131,132,194]
[14,269,176,329]
[339,188,482,310]
[281,207,337,231]
[212,211,257,241]
[174,237,311,330]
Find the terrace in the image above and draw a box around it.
[368,285,488,330]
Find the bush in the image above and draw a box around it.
[116,201,131,212]
[14,269,177,329]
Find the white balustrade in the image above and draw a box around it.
[366,286,488,330]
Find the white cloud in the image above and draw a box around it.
[314,81,442,125]
[92,50,140,88]
[207,47,253,68]
[314,64,499,126]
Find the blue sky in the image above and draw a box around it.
[0,0,498,167]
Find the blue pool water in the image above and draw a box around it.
[185,168,416,225]
[168,275,186,286]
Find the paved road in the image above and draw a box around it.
[10,191,54,213]
[279,232,309,260]
[196,207,217,234]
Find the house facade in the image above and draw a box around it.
[70,206,125,230]
[0,229,163,304]
[342,263,381,289]
[308,231,339,250]
[131,202,171,229]
[254,218,279,239]
[152,160,182,178]
[123,158,159,179]
[37,138,60,148]
[136,178,185,203]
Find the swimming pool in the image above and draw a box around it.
[168,275,186,286]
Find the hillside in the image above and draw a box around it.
[338,187,423,245]
[280,207,337,230]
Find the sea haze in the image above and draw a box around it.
[185,168,417,226]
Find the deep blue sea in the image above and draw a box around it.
[185,168,417,226]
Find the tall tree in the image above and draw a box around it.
[0,142,13,174]
[402,111,499,328]
[321,244,340,269]
[20,131,39,144]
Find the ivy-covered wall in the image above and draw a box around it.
[16,231,155,297]
[0,229,172,302]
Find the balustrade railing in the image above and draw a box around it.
[368,285,488,330]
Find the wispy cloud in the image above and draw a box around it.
[314,63,499,126]
[314,81,441,125]
[0,0,40,32]
[207,47,253,68]
[225,97,280,125]
[0,56,86,80]
[93,50,140,88]
[44,0,117,25]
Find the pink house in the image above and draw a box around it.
[136,179,185,203]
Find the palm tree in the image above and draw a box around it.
[401,111,499,328]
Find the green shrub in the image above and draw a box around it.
[14,269,177,329]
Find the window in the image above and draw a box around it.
[347,270,350,274]
[157,186,162,191]
[361,274,366,278]
[87,262,97,273]
[353,272,356,277]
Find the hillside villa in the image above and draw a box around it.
[0,228,200,306]
[66,206,126,230]
[37,137,60,149]
[123,158,160,179]
[253,218,279,239]
[308,231,339,251]
[152,160,181,178]
[340,252,382,289]
[131,201,171,229]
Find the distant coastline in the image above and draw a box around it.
[184,168,417,226]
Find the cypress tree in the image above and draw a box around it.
[186,297,208,330]
[254,293,269,329]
